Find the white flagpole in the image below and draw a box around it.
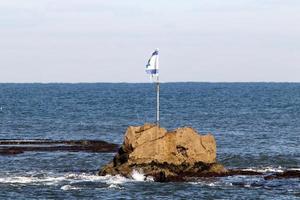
[155,49,160,127]
[156,78,160,126]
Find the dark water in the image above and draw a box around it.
[0,83,299,199]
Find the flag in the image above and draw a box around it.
[145,49,159,82]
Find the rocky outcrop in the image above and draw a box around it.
[0,140,118,155]
[98,124,227,181]
[264,170,300,180]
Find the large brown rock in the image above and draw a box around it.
[99,124,226,181]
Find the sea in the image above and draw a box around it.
[0,83,299,199]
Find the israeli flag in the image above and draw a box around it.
[146,49,159,82]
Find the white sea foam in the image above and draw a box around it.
[108,184,122,189]
[60,185,82,191]
[131,169,154,182]
[289,168,300,171]
[131,169,147,181]
[0,176,65,184]
[0,171,153,188]
[0,176,34,184]
[106,174,131,185]
[189,182,220,187]
[241,166,284,173]
[207,183,216,187]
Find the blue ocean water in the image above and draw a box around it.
[0,83,299,199]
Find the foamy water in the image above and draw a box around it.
[0,170,154,191]
[1,167,297,190]
[131,169,154,182]
[241,166,300,173]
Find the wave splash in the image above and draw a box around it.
[131,169,154,182]
[0,170,154,190]
[1,167,298,190]
[241,166,300,173]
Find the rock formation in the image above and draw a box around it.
[0,140,118,155]
[98,124,227,181]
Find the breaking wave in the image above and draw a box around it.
[131,169,154,182]
[0,171,154,190]
[0,167,298,191]
[241,166,300,173]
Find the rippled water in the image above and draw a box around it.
[0,83,299,199]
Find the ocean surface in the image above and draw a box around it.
[0,83,299,199]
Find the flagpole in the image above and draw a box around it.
[156,79,160,127]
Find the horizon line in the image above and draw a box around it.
[0,81,300,84]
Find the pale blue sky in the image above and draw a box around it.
[0,0,299,82]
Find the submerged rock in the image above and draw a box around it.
[264,170,300,180]
[0,139,118,155]
[98,124,227,181]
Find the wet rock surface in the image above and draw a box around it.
[157,169,300,182]
[99,124,227,180]
[0,139,118,155]
[264,170,300,180]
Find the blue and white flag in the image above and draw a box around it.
[145,49,159,82]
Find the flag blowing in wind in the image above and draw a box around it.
[145,49,159,82]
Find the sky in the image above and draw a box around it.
[0,0,300,83]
